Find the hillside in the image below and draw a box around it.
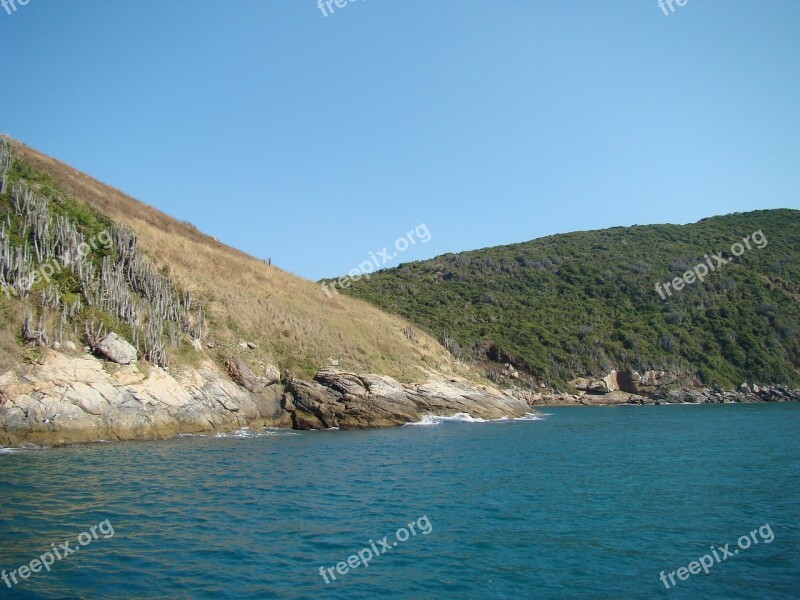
[332,210,800,390]
[0,136,457,382]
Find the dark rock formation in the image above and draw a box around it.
[288,368,533,430]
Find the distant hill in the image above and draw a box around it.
[332,210,800,389]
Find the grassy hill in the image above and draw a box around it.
[0,136,455,381]
[332,210,800,390]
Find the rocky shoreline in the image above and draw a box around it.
[0,349,534,448]
[2,352,797,448]
[505,367,800,406]
[513,386,800,407]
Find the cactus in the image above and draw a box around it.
[0,137,11,194]
[22,310,48,346]
[0,222,35,297]
[83,320,105,350]
[439,330,464,361]
[39,286,60,310]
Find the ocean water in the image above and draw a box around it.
[1,405,798,599]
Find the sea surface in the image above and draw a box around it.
[1,404,798,599]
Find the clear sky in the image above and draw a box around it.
[1,0,798,280]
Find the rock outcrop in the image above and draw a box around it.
[569,369,678,395]
[514,369,800,406]
[287,369,532,429]
[287,368,532,430]
[226,357,280,393]
[0,352,537,447]
[0,349,289,447]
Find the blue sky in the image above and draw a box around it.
[1,0,798,280]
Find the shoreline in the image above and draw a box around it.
[3,400,796,452]
[0,349,535,449]
[2,349,797,450]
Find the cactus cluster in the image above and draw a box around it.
[1,138,206,367]
[110,224,206,365]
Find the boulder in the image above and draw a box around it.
[587,379,612,394]
[570,377,592,390]
[96,333,137,365]
[263,364,281,385]
[617,369,673,394]
[570,370,620,394]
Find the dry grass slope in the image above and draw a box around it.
[8,139,453,381]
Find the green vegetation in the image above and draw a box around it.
[334,210,800,389]
[3,156,115,244]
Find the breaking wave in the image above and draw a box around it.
[405,412,546,426]
[178,427,299,439]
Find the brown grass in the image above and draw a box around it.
[8,139,454,381]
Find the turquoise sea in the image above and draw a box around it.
[1,404,799,599]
